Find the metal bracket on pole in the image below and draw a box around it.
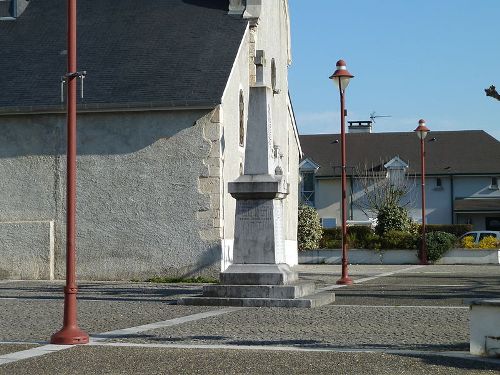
[60,70,87,102]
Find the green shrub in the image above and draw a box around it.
[381,230,418,250]
[425,231,456,262]
[319,228,341,248]
[347,226,374,248]
[424,224,473,237]
[297,204,323,250]
[364,232,382,250]
[376,205,412,235]
[319,226,375,249]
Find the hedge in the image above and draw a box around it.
[423,224,472,237]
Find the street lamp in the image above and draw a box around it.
[50,0,89,345]
[330,60,354,285]
[414,119,430,265]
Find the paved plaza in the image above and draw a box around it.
[1,265,500,374]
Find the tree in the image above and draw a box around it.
[485,85,500,101]
[353,161,416,218]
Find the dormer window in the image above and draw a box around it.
[383,156,409,185]
[299,158,320,207]
[0,0,30,20]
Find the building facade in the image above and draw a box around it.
[300,125,500,231]
[0,0,301,280]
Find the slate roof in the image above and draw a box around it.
[300,131,500,176]
[454,199,500,212]
[0,0,247,112]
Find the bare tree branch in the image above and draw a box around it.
[353,161,416,217]
[485,85,500,101]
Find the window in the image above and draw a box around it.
[434,177,443,190]
[490,177,498,190]
[239,90,245,147]
[479,233,497,242]
[386,169,404,185]
[322,218,337,229]
[301,171,315,206]
[486,217,500,231]
[271,58,279,94]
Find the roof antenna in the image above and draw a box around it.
[369,111,392,123]
[60,71,87,103]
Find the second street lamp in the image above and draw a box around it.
[414,119,430,265]
[330,60,354,285]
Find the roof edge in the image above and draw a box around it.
[0,100,219,116]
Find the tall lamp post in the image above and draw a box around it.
[414,119,430,265]
[51,0,89,345]
[330,60,354,285]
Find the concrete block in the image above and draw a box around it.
[178,290,335,308]
[198,177,220,194]
[0,221,54,280]
[220,263,297,285]
[203,123,221,141]
[206,157,221,168]
[203,282,316,299]
[437,249,500,265]
[470,299,500,357]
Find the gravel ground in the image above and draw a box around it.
[1,265,499,374]
[0,281,221,342]
[1,346,499,375]
[107,305,469,351]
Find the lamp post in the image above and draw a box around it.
[50,0,89,345]
[414,119,430,265]
[330,60,354,285]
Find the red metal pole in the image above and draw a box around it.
[51,0,89,345]
[420,137,428,265]
[336,84,353,285]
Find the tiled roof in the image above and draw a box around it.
[0,0,247,112]
[300,131,500,176]
[454,198,500,212]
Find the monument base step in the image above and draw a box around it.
[202,282,316,299]
[178,290,335,308]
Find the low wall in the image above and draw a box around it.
[299,248,500,265]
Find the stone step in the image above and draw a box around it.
[178,290,335,308]
[202,282,316,299]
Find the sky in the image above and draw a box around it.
[287,0,500,140]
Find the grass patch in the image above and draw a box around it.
[145,276,219,284]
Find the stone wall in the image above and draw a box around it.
[0,109,223,280]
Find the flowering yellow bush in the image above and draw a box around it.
[461,235,476,249]
[461,235,500,249]
[477,236,499,249]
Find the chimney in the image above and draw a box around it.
[348,120,372,134]
[228,0,245,16]
[228,0,262,19]
[0,0,29,20]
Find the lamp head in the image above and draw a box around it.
[414,119,430,140]
[329,59,354,91]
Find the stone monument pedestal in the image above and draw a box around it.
[179,176,335,308]
[179,77,334,308]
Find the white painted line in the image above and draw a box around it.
[317,265,425,292]
[0,341,46,345]
[328,304,468,310]
[88,342,500,365]
[0,344,73,365]
[90,307,242,343]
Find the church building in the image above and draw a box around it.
[0,0,301,280]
